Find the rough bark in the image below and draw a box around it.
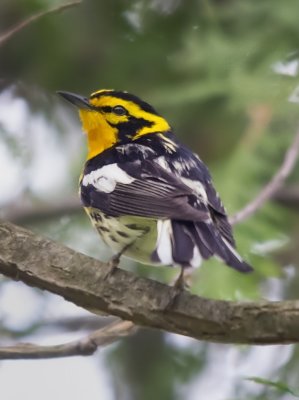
[1,221,299,345]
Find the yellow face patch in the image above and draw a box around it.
[78,90,171,159]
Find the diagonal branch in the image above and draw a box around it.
[1,221,299,346]
[274,185,299,210]
[0,320,136,360]
[0,1,81,46]
[230,129,299,225]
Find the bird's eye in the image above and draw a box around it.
[113,105,127,116]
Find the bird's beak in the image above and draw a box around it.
[57,91,94,110]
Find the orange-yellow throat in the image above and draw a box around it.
[79,109,118,160]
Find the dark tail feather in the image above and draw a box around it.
[193,221,253,273]
[171,221,195,265]
[152,219,253,272]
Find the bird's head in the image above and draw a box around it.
[58,89,170,160]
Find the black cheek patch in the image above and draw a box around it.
[107,117,154,142]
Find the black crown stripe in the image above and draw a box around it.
[90,91,160,116]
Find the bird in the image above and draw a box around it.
[57,89,253,294]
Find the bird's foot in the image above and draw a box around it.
[164,267,193,310]
[102,243,133,280]
[102,253,121,280]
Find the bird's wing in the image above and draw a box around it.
[80,159,211,222]
[171,150,236,247]
[80,156,252,273]
[205,179,236,246]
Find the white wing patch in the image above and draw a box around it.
[181,177,208,203]
[82,164,134,193]
[172,158,199,173]
[154,156,208,203]
[155,156,171,171]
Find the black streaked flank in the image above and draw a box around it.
[99,226,110,232]
[125,224,142,230]
[110,235,118,243]
[116,231,130,238]
[90,212,102,222]
[90,90,160,116]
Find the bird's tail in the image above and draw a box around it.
[189,221,253,272]
[152,219,253,273]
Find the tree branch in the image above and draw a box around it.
[0,320,135,360]
[230,129,299,225]
[0,315,117,339]
[1,221,299,346]
[0,1,82,46]
[0,196,82,224]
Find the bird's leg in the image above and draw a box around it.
[176,266,194,290]
[107,252,121,271]
[165,266,193,310]
[104,227,150,279]
[103,242,133,280]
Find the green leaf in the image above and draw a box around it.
[245,376,299,397]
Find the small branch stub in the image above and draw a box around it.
[0,320,136,360]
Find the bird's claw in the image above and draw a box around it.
[163,267,193,310]
[102,254,120,280]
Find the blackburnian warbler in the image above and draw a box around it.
[58,89,253,292]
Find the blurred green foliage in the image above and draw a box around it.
[1,1,299,399]
[246,376,299,398]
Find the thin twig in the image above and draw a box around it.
[0,315,118,339]
[0,196,82,224]
[0,320,136,360]
[230,129,299,225]
[274,185,299,210]
[0,1,81,46]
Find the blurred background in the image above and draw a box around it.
[1,0,299,399]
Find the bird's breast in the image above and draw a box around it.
[85,207,160,264]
